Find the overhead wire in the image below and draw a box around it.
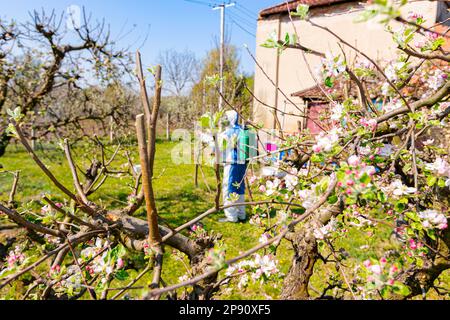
[183,0,217,8]
[227,13,256,37]
[228,9,256,29]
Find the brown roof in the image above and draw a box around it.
[292,85,329,99]
[292,81,358,100]
[259,0,359,18]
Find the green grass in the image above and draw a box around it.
[0,139,278,299]
[1,140,449,300]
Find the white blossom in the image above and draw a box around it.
[378,144,394,157]
[389,179,416,196]
[419,210,448,230]
[330,103,344,121]
[284,173,299,191]
[265,178,281,196]
[425,157,450,177]
[314,218,337,240]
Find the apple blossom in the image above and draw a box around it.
[313,218,337,240]
[360,118,377,131]
[348,155,361,166]
[419,210,448,230]
[388,179,417,196]
[5,246,25,269]
[425,157,450,177]
[330,103,344,121]
[406,11,423,21]
[369,264,382,275]
[378,144,394,157]
[383,99,403,113]
[321,51,346,77]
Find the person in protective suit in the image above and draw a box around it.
[219,110,248,223]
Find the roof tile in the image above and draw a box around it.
[259,0,358,17]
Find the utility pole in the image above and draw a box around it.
[213,1,235,112]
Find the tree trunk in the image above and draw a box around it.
[166,113,170,141]
[280,230,318,300]
[281,201,343,300]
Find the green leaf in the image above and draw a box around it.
[377,191,387,203]
[324,77,334,88]
[115,269,129,281]
[430,38,445,51]
[5,123,18,138]
[291,4,309,20]
[426,229,437,241]
[200,114,211,129]
[427,175,437,187]
[405,211,419,222]
[359,173,371,184]
[311,154,324,163]
[392,282,411,296]
[6,107,24,122]
[410,222,423,231]
[327,194,338,204]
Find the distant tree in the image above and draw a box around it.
[0,8,132,157]
[157,48,199,97]
[191,44,253,121]
[155,49,199,130]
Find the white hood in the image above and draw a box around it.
[225,110,238,128]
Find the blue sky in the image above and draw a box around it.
[1,0,278,74]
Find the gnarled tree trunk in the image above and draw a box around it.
[281,200,343,300]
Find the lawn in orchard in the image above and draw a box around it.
[1,139,449,299]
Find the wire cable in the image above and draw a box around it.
[236,3,257,18]
[228,9,256,28]
[183,0,217,8]
[227,11,255,31]
[227,14,256,37]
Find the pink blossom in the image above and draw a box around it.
[259,185,266,193]
[425,31,439,40]
[363,260,372,268]
[348,155,361,166]
[360,118,377,131]
[41,205,51,215]
[380,257,387,264]
[409,239,417,250]
[390,265,399,274]
[116,258,124,269]
[312,145,322,153]
[414,39,426,49]
[346,188,353,195]
[407,11,423,21]
[370,264,382,275]
[51,264,61,273]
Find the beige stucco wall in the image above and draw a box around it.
[253,0,439,134]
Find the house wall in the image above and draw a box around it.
[253,0,439,134]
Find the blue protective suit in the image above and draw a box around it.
[220,110,247,222]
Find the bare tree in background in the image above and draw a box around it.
[0,8,133,157]
[157,49,199,97]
